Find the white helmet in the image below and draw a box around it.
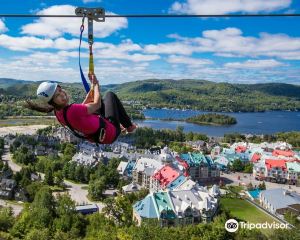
[36,81,58,103]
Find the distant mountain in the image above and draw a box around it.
[0,78,36,89]
[1,78,300,112]
[107,79,300,112]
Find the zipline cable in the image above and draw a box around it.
[0,13,300,18]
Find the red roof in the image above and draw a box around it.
[272,150,294,158]
[175,156,189,169]
[152,165,180,188]
[265,159,287,171]
[251,153,261,163]
[235,146,247,153]
[175,156,190,177]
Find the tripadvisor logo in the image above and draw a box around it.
[225,219,289,232]
[225,219,239,232]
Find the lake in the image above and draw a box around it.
[135,109,300,137]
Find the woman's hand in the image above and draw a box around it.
[83,90,94,104]
[88,74,99,86]
[86,73,101,114]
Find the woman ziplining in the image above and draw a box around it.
[24,7,137,144]
[25,75,137,144]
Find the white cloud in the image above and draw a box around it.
[94,39,160,62]
[83,0,102,3]
[167,55,213,67]
[200,29,300,60]
[144,42,195,55]
[0,34,86,51]
[12,52,70,67]
[0,32,158,62]
[21,5,127,38]
[170,0,292,14]
[0,34,53,51]
[145,28,300,60]
[0,59,78,82]
[53,38,81,50]
[0,19,8,33]
[225,59,285,69]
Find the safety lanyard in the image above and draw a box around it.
[76,7,105,93]
[79,16,95,94]
[79,16,90,93]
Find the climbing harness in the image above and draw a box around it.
[75,7,105,93]
[55,104,107,144]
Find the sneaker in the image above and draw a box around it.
[126,123,138,134]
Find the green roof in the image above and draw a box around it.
[153,192,176,219]
[191,153,207,166]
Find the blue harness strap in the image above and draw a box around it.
[79,21,90,93]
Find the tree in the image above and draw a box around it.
[30,186,55,228]
[284,210,299,227]
[0,207,15,232]
[54,170,64,187]
[24,228,51,240]
[258,181,266,190]
[0,137,4,160]
[54,194,86,236]
[247,182,254,191]
[88,177,106,200]
[14,166,34,188]
[44,166,54,186]
[25,181,46,202]
[63,143,76,161]
[85,213,117,240]
[236,228,268,240]
[103,195,133,226]
[75,165,84,183]
[37,126,53,136]
[269,228,300,240]
[231,159,244,172]
[1,162,13,178]
[243,163,253,173]
[13,147,36,165]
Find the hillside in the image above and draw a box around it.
[1,78,300,113]
[108,79,300,112]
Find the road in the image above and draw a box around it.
[0,199,23,216]
[1,145,104,211]
[2,145,21,172]
[222,172,300,194]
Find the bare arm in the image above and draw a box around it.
[82,90,94,104]
[86,75,102,114]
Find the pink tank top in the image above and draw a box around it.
[55,104,116,144]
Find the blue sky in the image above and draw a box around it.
[0,0,299,85]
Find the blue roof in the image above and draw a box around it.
[223,148,235,154]
[166,175,186,190]
[181,153,193,166]
[236,152,250,161]
[215,162,227,169]
[133,195,158,219]
[125,160,136,177]
[205,155,214,166]
[180,153,209,167]
[223,153,240,162]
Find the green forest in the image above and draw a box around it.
[186,113,237,125]
[1,78,300,119]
